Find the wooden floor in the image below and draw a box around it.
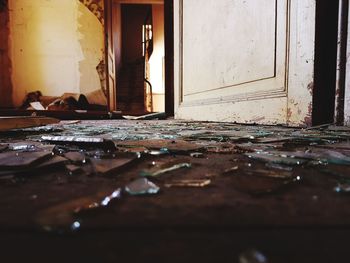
[0,120,349,262]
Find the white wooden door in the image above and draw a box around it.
[174,0,316,126]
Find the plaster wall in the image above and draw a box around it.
[9,0,104,106]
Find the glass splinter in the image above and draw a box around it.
[74,189,122,213]
[239,249,268,263]
[334,183,350,193]
[165,179,211,188]
[190,152,204,158]
[141,163,191,177]
[125,178,160,195]
[245,152,306,166]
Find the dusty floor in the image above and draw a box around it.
[0,120,350,263]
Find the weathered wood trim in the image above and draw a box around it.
[286,0,316,126]
[334,0,347,125]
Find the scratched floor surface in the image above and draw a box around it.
[0,120,349,263]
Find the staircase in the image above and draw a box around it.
[117,58,146,114]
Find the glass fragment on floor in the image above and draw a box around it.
[36,189,122,232]
[66,164,83,175]
[164,179,211,188]
[190,152,204,158]
[334,183,350,193]
[89,156,137,175]
[245,152,307,166]
[239,249,268,263]
[63,152,86,164]
[140,163,191,177]
[0,151,53,169]
[41,135,116,151]
[125,178,160,195]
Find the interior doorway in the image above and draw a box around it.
[112,0,171,115]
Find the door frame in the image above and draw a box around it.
[313,1,341,126]
[332,0,350,127]
[343,0,350,126]
[107,0,174,116]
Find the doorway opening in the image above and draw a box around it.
[313,1,341,125]
[111,0,173,116]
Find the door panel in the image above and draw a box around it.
[174,0,316,126]
[105,0,116,111]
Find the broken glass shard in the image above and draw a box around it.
[146,148,170,156]
[125,178,160,195]
[36,189,122,232]
[0,155,66,177]
[334,183,350,193]
[35,155,67,170]
[66,164,83,175]
[236,142,283,153]
[141,163,191,177]
[123,112,167,120]
[73,189,122,213]
[190,152,204,158]
[41,136,116,151]
[165,179,211,188]
[117,139,203,153]
[223,166,239,174]
[70,221,81,231]
[245,168,295,180]
[245,152,307,166]
[271,149,350,165]
[63,152,86,164]
[8,141,55,153]
[89,154,137,175]
[239,249,268,263]
[0,151,53,170]
[205,143,237,154]
[255,137,292,143]
[265,163,294,172]
[9,143,38,151]
[86,150,116,159]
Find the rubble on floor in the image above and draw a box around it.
[0,120,349,233]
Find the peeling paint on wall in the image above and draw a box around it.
[9,0,105,106]
[77,1,105,95]
[78,0,104,24]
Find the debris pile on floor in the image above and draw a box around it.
[0,120,349,232]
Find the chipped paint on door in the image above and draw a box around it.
[174,0,316,126]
